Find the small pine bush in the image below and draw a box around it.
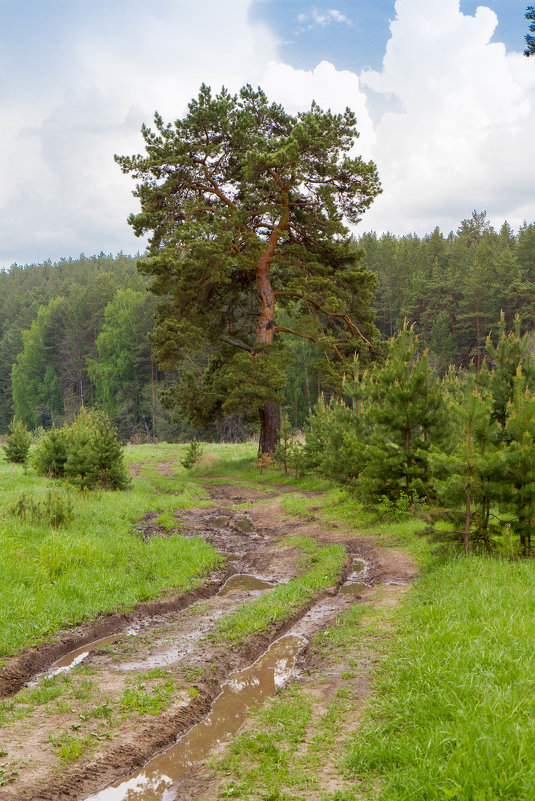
[3,418,31,464]
[64,409,129,490]
[304,397,366,484]
[32,427,68,478]
[88,412,129,490]
[180,438,203,470]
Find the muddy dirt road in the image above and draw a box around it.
[0,477,416,801]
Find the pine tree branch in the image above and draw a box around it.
[274,326,317,343]
[220,336,254,353]
[274,289,377,353]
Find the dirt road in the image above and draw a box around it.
[0,479,416,801]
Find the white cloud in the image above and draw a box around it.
[2,0,535,267]
[297,8,352,30]
[359,0,535,235]
[261,60,375,157]
[0,0,277,267]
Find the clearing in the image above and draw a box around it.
[0,449,417,801]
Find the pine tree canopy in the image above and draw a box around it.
[526,5,535,56]
[115,84,381,451]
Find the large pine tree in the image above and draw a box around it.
[116,84,381,452]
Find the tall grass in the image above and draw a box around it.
[344,557,535,800]
[0,449,222,657]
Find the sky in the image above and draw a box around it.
[0,0,534,267]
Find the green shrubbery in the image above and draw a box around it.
[300,316,535,556]
[32,409,128,490]
[32,427,68,478]
[3,418,31,465]
[180,438,203,470]
[273,415,304,478]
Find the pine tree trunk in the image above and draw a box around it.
[481,495,492,555]
[464,485,471,556]
[258,401,281,455]
[254,198,288,457]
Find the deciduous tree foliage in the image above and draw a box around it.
[116,84,381,452]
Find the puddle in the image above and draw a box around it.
[218,574,275,595]
[84,634,306,801]
[234,516,253,532]
[205,514,232,527]
[31,629,139,683]
[340,559,369,595]
[339,582,368,595]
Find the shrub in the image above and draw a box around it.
[274,415,305,478]
[3,418,31,464]
[32,427,68,478]
[180,438,203,470]
[304,397,366,484]
[64,409,129,490]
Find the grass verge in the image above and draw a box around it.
[343,557,535,800]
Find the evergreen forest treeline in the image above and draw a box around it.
[0,211,534,440]
[0,253,180,440]
[363,211,535,370]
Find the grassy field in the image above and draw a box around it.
[4,441,535,799]
[343,557,535,800]
[0,442,224,657]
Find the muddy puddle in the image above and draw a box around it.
[340,559,369,595]
[84,634,306,801]
[27,629,139,686]
[218,573,276,595]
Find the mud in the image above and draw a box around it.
[0,569,236,700]
[84,635,306,801]
[28,628,140,684]
[0,479,417,801]
[218,574,276,595]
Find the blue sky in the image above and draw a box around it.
[252,1,527,72]
[0,1,534,267]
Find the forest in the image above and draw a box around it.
[1,211,534,433]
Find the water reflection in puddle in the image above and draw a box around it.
[84,634,306,801]
[339,582,368,595]
[218,574,275,595]
[340,559,368,595]
[40,629,138,681]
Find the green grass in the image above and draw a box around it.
[0,673,99,727]
[343,557,535,800]
[49,731,94,765]
[279,493,318,519]
[215,537,346,643]
[119,675,175,716]
[0,447,224,657]
[216,684,314,798]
